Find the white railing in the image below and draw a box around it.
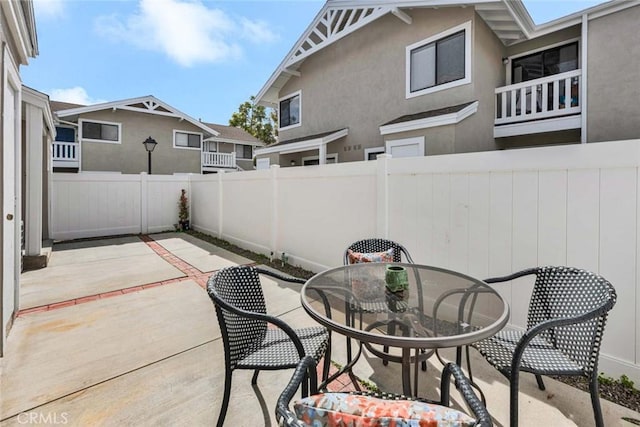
[495,69,582,125]
[201,151,236,168]
[52,141,79,163]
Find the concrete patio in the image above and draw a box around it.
[1,233,638,426]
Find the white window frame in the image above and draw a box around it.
[364,146,385,161]
[79,119,121,144]
[505,37,581,85]
[54,125,76,143]
[256,158,270,170]
[405,21,472,99]
[278,90,302,131]
[385,137,425,158]
[302,153,338,166]
[173,129,203,151]
[235,143,253,159]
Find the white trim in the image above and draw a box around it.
[278,90,302,131]
[493,115,581,138]
[55,95,219,137]
[22,86,55,139]
[173,129,203,151]
[302,153,338,165]
[385,136,425,157]
[380,101,478,136]
[0,1,34,64]
[405,21,472,99]
[205,136,264,147]
[79,118,121,144]
[255,128,349,156]
[365,146,386,160]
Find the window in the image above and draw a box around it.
[235,144,253,159]
[365,147,385,161]
[174,130,202,149]
[55,126,75,142]
[406,22,471,98]
[279,90,301,130]
[80,120,120,143]
[302,153,337,166]
[511,42,578,84]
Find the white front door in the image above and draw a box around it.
[2,49,21,353]
[386,137,425,158]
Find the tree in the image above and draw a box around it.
[229,96,277,145]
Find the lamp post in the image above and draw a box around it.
[142,136,157,174]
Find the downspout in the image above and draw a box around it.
[581,13,588,143]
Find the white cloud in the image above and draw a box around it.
[95,0,278,67]
[33,0,65,19]
[49,87,107,105]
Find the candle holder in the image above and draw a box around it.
[385,265,409,292]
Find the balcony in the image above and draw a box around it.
[494,69,582,138]
[52,141,79,169]
[201,151,236,171]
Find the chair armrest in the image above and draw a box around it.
[440,363,493,427]
[276,356,317,427]
[210,291,307,359]
[256,267,306,285]
[484,268,538,284]
[510,302,615,378]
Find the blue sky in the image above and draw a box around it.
[24,0,606,125]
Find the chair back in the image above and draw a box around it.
[207,266,268,370]
[528,266,617,374]
[344,238,413,264]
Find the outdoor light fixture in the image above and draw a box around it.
[143,136,158,174]
[502,57,510,65]
[291,160,296,166]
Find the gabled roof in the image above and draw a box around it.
[54,95,219,137]
[202,123,264,146]
[255,0,634,106]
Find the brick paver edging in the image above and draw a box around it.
[17,234,255,317]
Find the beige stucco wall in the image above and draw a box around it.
[78,110,204,174]
[276,8,502,162]
[587,6,640,142]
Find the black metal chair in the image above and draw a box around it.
[343,238,430,371]
[207,265,331,427]
[471,266,617,427]
[276,356,493,427]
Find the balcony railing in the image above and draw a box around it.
[52,141,79,167]
[495,69,582,126]
[202,151,236,169]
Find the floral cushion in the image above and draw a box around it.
[347,248,394,264]
[294,393,476,427]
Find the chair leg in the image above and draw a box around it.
[217,369,233,427]
[589,373,605,427]
[510,371,520,427]
[535,374,546,390]
[251,370,260,385]
[322,342,331,382]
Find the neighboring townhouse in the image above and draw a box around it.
[1,1,47,357]
[254,0,640,167]
[51,95,263,175]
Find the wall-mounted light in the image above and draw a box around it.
[502,57,510,65]
[290,160,296,166]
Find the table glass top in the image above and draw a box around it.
[301,263,509,348]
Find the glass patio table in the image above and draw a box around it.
[301,262,510,396]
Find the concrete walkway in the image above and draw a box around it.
[1,233,638,426]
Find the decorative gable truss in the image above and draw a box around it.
[285,5,411,69]
[114,99,178,118]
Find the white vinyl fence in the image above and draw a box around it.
[50,139,640,382]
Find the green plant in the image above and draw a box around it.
[178,189,189,222]
[621,374,635,390]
